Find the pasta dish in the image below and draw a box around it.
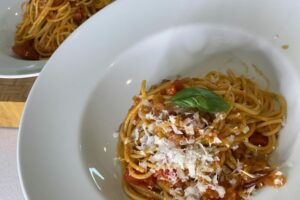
[118,70,286,200]
[12,0,112,60]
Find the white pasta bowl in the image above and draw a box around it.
[0,0,46,78]
[18,0,300,199]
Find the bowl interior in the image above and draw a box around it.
[80,24,300,199]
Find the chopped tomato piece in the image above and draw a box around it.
[154,169,176,179]
[166,80,184,96]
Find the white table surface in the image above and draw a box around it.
[0,128,24,200]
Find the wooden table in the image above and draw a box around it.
[0,78,35,128]
[0,78,35,199]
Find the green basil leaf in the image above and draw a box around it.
[169,88,230,113]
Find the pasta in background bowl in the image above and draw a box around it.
[0,0,112,77]
[0,0,46,78]
[12,0,113,60]
[17,0,300,200]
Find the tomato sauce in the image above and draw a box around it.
[12,40,40,60]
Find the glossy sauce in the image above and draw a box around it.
[12,40,40,60]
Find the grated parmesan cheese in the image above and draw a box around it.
[184,185,201,200]
[141,99,151,106]
[215,113,226,121]
[184,124,195,135]
[274,178,283,186]
[169,188,184,199]
[212,136,222,144]
[132,100,233,199]
[243,125,250,134]
[275,171,283,176]
[231,144,239,150]
[169,115,184,135]
[145,112,156,120]
[229,178,237,185]
[139,160,147,169]
[210,185,225,198]
[131,128,139,144]
[227,135,235,143]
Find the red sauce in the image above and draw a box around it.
[154,169,176,179]
[12,40,40,60]
[123,169,155,189]
[152,94,165,111]
[222,187,238,200]
[53,0,64,6]
[249,132,268,146]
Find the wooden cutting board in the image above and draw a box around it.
[0,77,36,128]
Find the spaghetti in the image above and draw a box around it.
[12,0,112,60]
[118,70,286,200]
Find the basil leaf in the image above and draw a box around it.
[169,88,230,113]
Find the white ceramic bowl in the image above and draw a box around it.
[0,0,46,78]
[18,0,300,199]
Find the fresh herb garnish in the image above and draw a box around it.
[169,88,230,113]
